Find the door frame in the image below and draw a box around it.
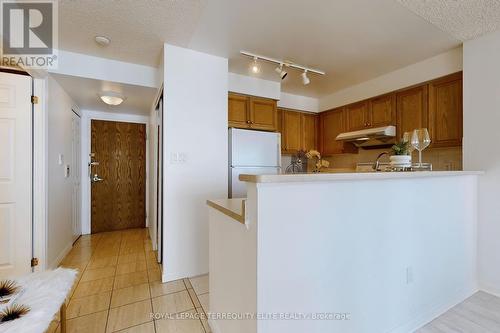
[81,110,150,235]
[71,109,82,241]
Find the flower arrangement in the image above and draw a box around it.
[306,150,330,172]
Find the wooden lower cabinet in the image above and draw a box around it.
[428,73,462,147]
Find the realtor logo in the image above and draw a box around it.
[1,0,58,68]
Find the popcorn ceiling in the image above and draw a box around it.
[398,0,500,41]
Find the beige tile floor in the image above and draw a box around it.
[45,228,210,333]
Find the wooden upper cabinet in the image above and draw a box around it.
[228,93,278,131]
[369,93,396,128]
[396,85,428,139]
[346,101,369,131]
[345,97,395,131]
[302,113,318,152]
[249,97,277,131]
[228,93,249,128]
[319,108,348,155]
[428,73,462,148]
[282,110,302,153]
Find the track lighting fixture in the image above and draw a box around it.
[301,70,310,85]
[250,57,261,74]
[240,51,324,86]
[274,63,288,80]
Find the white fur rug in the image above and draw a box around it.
[0,268,77,333]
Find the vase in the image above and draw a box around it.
[390,155,411,167]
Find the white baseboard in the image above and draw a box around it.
[162,270,210,283]
[479,284,500,298]
[389,287,478,333]
[49,242,73,269]
[208,318,221,333]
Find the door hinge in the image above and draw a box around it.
[31,257,39,267]
[31,95,39,104]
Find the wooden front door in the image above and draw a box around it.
[91,120,146,233]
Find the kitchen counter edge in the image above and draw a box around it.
[239,171,484,183]
[207,198,246,224]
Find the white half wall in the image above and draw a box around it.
[163,44,228,281]
[80,110,150,235]
[463,30,500,295]
[319,47,463,111]
[46,76,79,268]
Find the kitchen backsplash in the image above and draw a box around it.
[323,146,463,171]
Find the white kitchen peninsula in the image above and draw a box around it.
[207,171,482,333]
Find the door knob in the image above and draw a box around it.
[91,174,104,183]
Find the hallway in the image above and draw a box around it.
[47,229,210,333]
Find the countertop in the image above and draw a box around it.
[207,198,246,224]
[239,171,483,183]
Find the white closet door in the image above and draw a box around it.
[0,72,32,278]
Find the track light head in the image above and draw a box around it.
[301,70,310,85]
[250,57,261,74]
[274,64,288,80]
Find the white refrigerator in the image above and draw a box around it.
[229,128,281,198]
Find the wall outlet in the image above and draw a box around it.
[170,152,187,164]
[406,267,413,284]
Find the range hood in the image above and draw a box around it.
[336,125,396,148]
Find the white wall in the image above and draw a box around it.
[228,72,320,112]
[163,44,228,281]
[49,50,158,88]
[46,76,79,268]
[463,30,500,295]
[319,47,463,111]
[228,72,280,100]
[80,110,150,235]
[278,92,319,113]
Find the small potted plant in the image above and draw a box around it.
[390,141,411,167]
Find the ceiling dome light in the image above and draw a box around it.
[274,63,288,80]
[99,91,125,106]
[95,35,111,46]
[250,57,261,74]
[301,70,310,85]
